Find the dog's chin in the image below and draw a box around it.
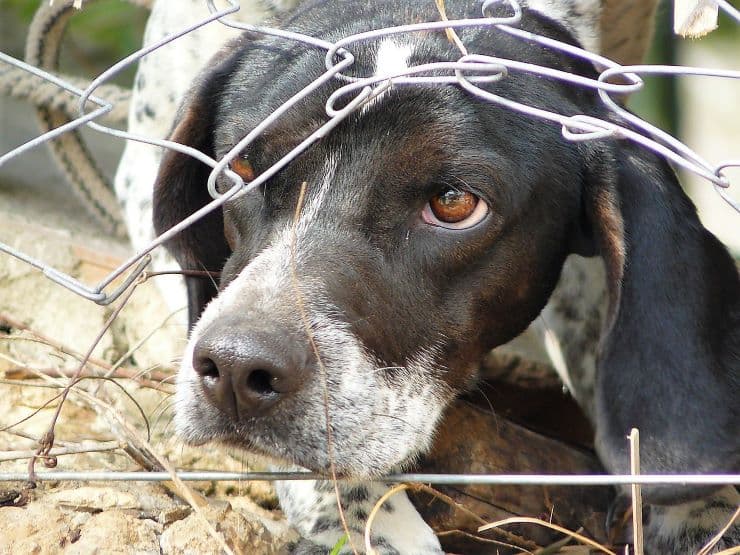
[217,435,421,479]
[174,377,443,477]
[175,426,422,479]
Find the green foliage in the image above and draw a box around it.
[712,7,740,41]
[329,534,349,555]
[3,0,40,22]
[3,0,148,86]
[66,1,149,57]
[5,0,147,54]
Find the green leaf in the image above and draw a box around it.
[329,534,349,555]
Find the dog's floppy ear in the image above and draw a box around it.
[153,48,244,329]
[582,143,740,504]
[525,1,661,66]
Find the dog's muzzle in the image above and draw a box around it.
[174,229,454,476]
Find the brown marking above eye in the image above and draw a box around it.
[229,157,255,182]
[430,188,477,223]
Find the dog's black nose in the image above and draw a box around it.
[192,325,309,418]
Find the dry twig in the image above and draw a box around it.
[698,505,740,555]
[629,428,644,555]
[365,482,539,554]
[479,517,616,555]
[289,181,357,554]
[0,440,121,462]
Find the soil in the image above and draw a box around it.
[0,171,298,554]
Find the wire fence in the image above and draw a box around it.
[1,0,739,307]
[0,470,739,486]
[0,0,739,518]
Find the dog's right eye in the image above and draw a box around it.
[421,187,489,229]
[228,157,255,183]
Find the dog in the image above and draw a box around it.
[139,0,739,552]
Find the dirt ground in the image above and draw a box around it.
[0,311,297,554]
[0,146,300,553]
[0,329,298,555]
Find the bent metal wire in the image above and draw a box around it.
[0,471,739,486]
[0,0,738,305]
[0,0,740,491]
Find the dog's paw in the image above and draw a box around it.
[288,536,443,555]
[643,486,739,554]
[288,538,338,555]
[277,480,443,555]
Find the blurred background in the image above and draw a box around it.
[1,0,738,251]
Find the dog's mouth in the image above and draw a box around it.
[175,366,452,478]
[179,416,421,479]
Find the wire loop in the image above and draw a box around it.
[0,0,738,305]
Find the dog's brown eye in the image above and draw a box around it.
[229,157,255,182]
[430,189,476,222]
[422,187,489,229]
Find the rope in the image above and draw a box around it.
[0,66,130,124]
[13,0,152,238]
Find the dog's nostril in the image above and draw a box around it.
[194,356,220,380]
[246,369,278,396]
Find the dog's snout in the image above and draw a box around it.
[192,326,309,418]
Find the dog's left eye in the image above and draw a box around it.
[421,188,489,229]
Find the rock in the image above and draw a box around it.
[46,483,182,518]
[159,503,294,555]
[158,506,192,525]
[0,490,295,555]
[0,503,71,554]
[48,487,140,513]
[65,510,161,555]
[412,398,612,554]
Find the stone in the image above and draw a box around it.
[65,510,161,555]
[159,503,294,555]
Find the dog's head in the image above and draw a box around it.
[154,1,739,501]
